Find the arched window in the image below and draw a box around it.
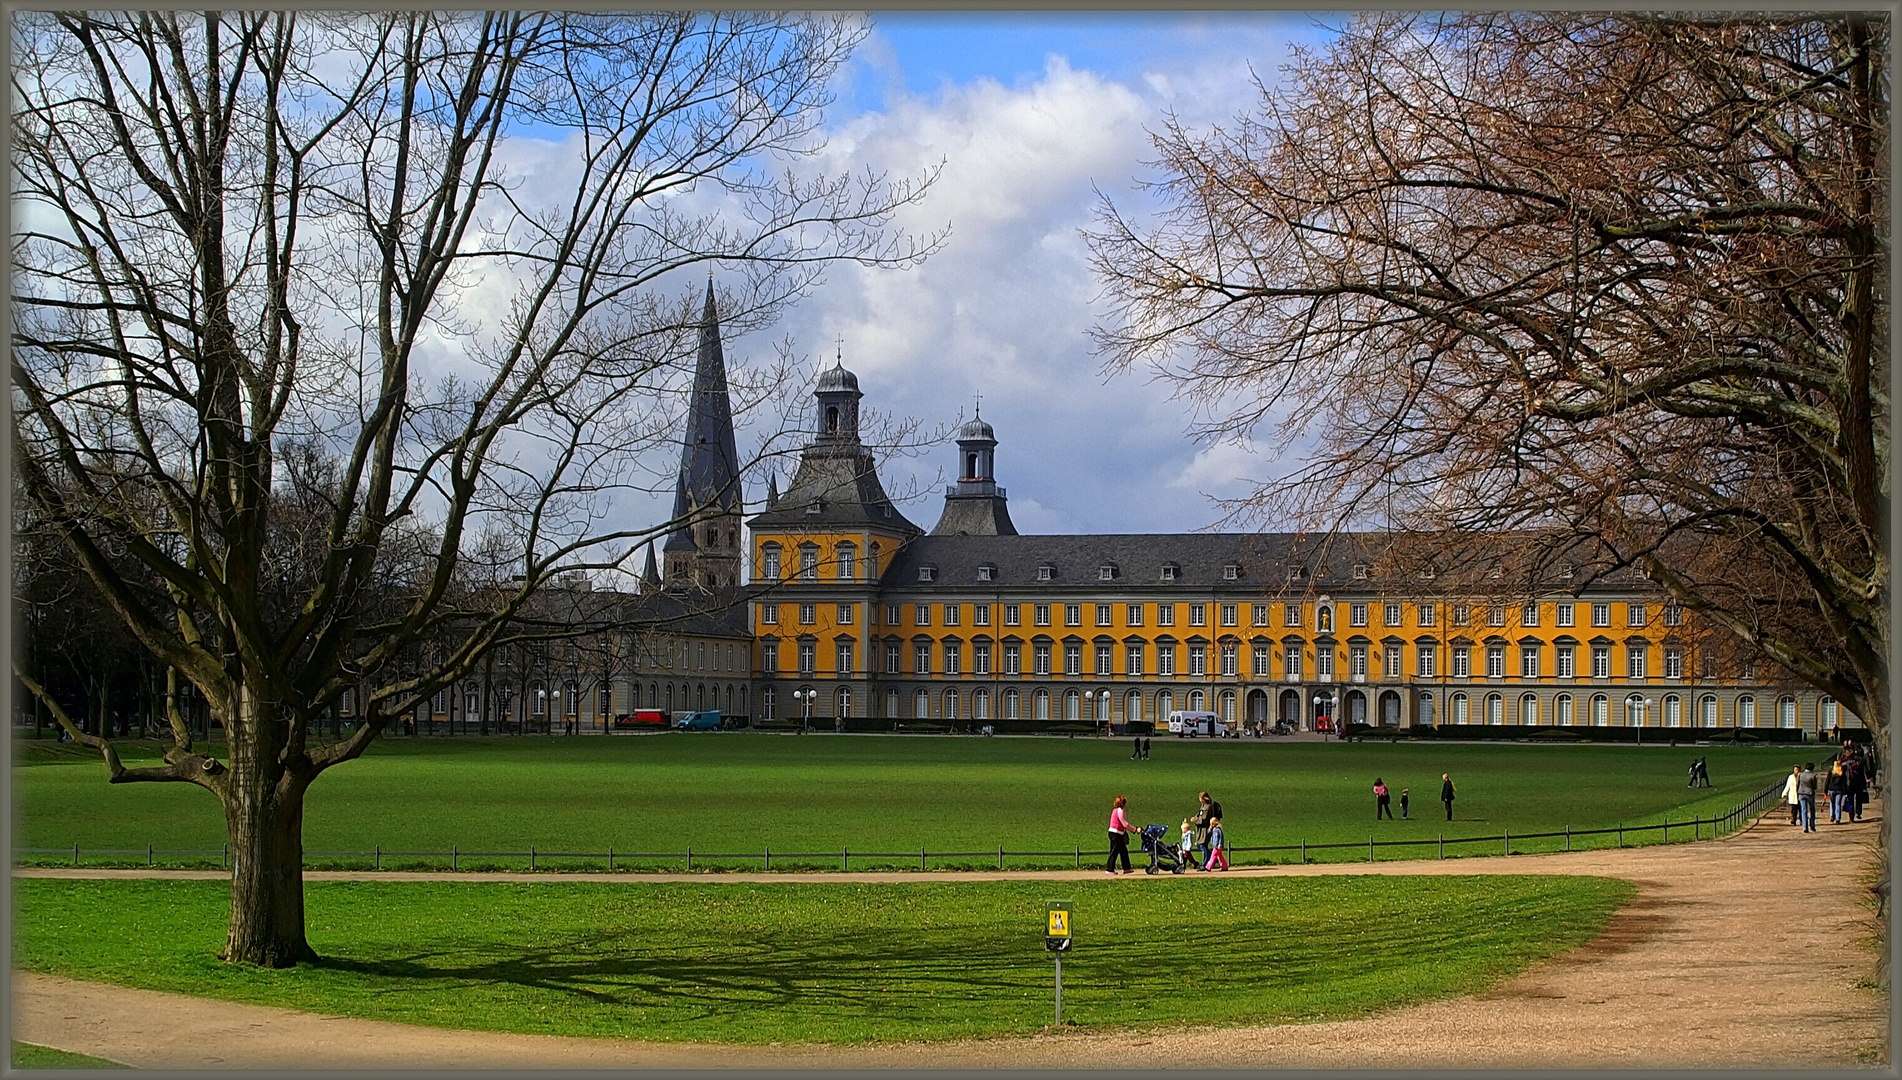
[1156,690,1174,716]
[836,687,852,719]
[739,686,747,716]
[1778,696,1797,728]
[1591,694,1609,726]
[1663,695,1682,727]
[1034,688,1050,720]
[665,684,674,712]
[1064,689,1080,721]
[884,688,898,719]
[914,689,930,719]
[1821,696,1838,730]
[761,543,782,579]
[1738,695,1757,727]
[974,688,990,720]
[1094,691,1111,721]
[1519,693,1539,725]
[1188,689,1205,711]
[1625,694,1645,727]
[1700,695,1718,727]
[531,683,547,716]
[1124,689,1142,723]
[1220,690,1236,722]
[943,689,959,720]
[1451,693,1469,724]
[1417,692,1436,725]
[1485,693,1503,725]
[1005,688,1021,719]
[761,687,775,719]
[836,543,856,580]
[1555,693,1574,726]
[649,682,659,710]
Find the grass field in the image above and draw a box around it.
[15,734,1788,869]
[13,874,1633,1043]
[10,1042,128,1069]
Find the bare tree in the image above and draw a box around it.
[12,11,935,965]
[1089,13,1887,737]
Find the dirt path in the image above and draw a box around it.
[13,806,1889,1069]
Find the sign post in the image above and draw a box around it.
[1044,900,1072,1025]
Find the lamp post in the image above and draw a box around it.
[793,688,815,734]
[1312,691,1335,736]
[1641,696,1654,748]
[1090,689,1113,736]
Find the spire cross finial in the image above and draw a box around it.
[836,337,844,364]
[974,391,982,416]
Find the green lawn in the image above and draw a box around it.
[13,874,1633,1043]
[10,1042,128,1069]
[15,734,1788,869]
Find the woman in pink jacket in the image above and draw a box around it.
[1106,795,1138,875]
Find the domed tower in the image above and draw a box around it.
[929,405,1017,536]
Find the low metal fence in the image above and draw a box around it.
[19,780,1786,873]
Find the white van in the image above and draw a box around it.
[1166,710,1232,738]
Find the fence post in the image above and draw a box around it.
[1565,824,1570,852]
[1438,834,1443,859]
[147,843,153,868]
[1075,844,1080,869]
[843,846,848,872]
[998,845,1003,871]
[1301,838,1306,864]
[530,845,536,871]
[73,842,78,867]
[685,846,690,872]
[1504,830,1510,856]
[375,844,381,871]
[1618,822,1624,847]
[452,844,458,871]
[763,848,769,871]
[921,846,926,872]
[1369,835,1375,863]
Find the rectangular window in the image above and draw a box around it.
[1416,604,1436,627]
[1034,643,1052,676]
[1285,646,1303,681]
[1220,604,1238,627]
[1252,603,1271,627]
[799,603,815,625]
[1486,644,1504,678]
[1488,606,1506,627]
[836,641,855,673]
[974,604,991,627]
[1003,604,1021,626]
[1384,642,1401,675]
[1521,603,1539,627]
[1451,605,1471,627]
[763,549,782,578]
[974,642,991,676]
[1628,604,1646,627]
[1034,604,1051,627]
[1158,644,1176,676]
[1064,604,1082,627]
[1384,603,1403,627]
[1188,644,1207,676]
[1452,646,1471,678]
[915,604,930,626]
[763,641,779,671]
[1664,646,1683,679]
[1556,646,1575,678]
[1252,643,1271,676]
[1127,604,1144,626]
[1096,604,1113,627]
[1627,643,1647,679]
[1096,644,1113,674]
[943,604,961,627]
[761,603,779,625]
[1158,604,1176,627]
[1221,643,1239,676]
[800,548,818,580]
[1592,645,1610,679]
[1349,603,1368,627]
[943,642,961,675]
[1064,644,1082,675]
[838,548,855,579]
[1349,644,1367,678]
[1521,645,1540,679]
[1004,643,1021,675]
[1662,604,1683,627]
[1416,643,1436,677]
[837,603,853,625]
[1556,603,1575,627]
[1189,604,1207,627]
[885,643,900,673]
[799,642,815,675]
[1283,604,1302,628]
[886,604,901,625]
[1126,643,1146,676]
[1316,647,1334,680]
[1591,603,1610,627]
[914,643,932,674]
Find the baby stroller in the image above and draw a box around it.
[1139,824,1187,875]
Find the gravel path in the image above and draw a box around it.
[12,805,1889,1069]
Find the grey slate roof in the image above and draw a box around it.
[930,490,1018,536]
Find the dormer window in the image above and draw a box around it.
[1098,563,1117,581]
[977,565,994,582]
[1287,566,1304,583]
[1352,564,1370,580]
[1160,563,1178,582]
[918,566,935,582]
[1418,567,1436,580]
[1224,564,1241,581]
[1037,565,1054,582]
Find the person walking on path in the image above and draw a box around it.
[1203,817,1230,871]
[1189,792,1223,870]
[1797,763,1818,832]
[1826,760,1846,824]
[1783,766,1801,825]
[1105,795,1138,875]
[1131,735,1143,760]
[1141,737,1150,760]
[1440,773,1456,821]
[1374,778,1393,820]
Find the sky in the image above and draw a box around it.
[710,12,1338,539]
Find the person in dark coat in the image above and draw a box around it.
[1440,773,1456,820]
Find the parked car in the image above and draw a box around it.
[1166,710,1232,738]
[612,710,667,730]
[675,710,723,731]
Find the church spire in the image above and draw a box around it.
[641,543,661,590]
[661,279,745,587]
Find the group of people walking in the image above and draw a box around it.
[1105,791,1227,874]
[1784,741,1877,832]
[1372,773,1456,820]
